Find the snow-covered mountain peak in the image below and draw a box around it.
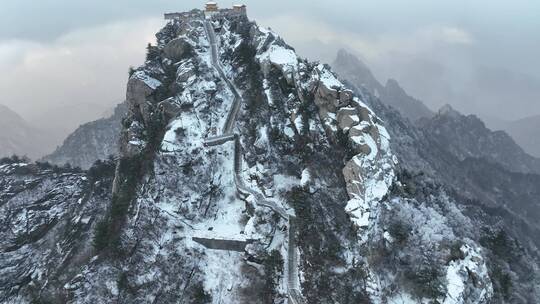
[0,8,513,304]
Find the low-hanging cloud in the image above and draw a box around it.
[1,0,539,127]
[0,17,165,151]
[258,10,539,120]
[261,14,474,60]
[0,17,163,118]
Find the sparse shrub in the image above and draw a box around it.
[0,155,27,164]
[128,66,136,78]
[392,169,418,197]
[174,127,186,137]
[30,297,54,304]
[87,158,116,181]
[117,272,130,293]
[92,218,110,251]
[480,229,516,259]
[448,240,465,262]
[122,116,133,129]
[387,219,411,245]
[268,127,283,143]
[262,250,284,302]
[404,260,446,299]
[336,130,355,160]
[181,160,194,175]
[491,266,513,300]
[191,282,212,304]
[146,43,160,61]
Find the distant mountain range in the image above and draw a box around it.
[333,49,434,122]
[0,101,120,161]
[334,49,540,174]
[485,114,540,157]
[0,104,53,159]
[420,104,540,174]
[42,102,126,169]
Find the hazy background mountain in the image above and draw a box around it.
[419,104,540,174]
[334,49,540,162]
[0,102,117,160]
[1,0,539,135]
[42,102,126,169]
[333,49,434,122]
[484,114,540,157]
[0,104,53,158]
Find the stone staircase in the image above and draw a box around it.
[201,17,306,303]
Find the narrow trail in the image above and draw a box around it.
[202,17,305,304]
[203,134,236,147]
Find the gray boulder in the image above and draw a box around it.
[163,37,193,62]
[336,107,360,130]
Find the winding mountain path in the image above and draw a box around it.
[203,18,305,304]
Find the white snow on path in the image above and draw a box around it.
[200,250,246,303]
[190,191,247,241]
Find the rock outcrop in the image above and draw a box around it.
[163,37,193,62]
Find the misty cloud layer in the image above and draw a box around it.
[1,0,539,126]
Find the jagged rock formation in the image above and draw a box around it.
[333,49,434,122]
[0,7,538,304]
[42,103,127,170]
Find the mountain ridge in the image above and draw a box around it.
[485,114,540,158]
[333,49,434,122]
[419,103,540,174]
[42,102,127,169]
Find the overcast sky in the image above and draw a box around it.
[1,0,539,123]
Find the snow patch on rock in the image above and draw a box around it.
[443,244,493,304]
[132,70,162,90]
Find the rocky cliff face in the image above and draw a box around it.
[0,157,113,303]
[42,103,127,170]
[0,8,537,304]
